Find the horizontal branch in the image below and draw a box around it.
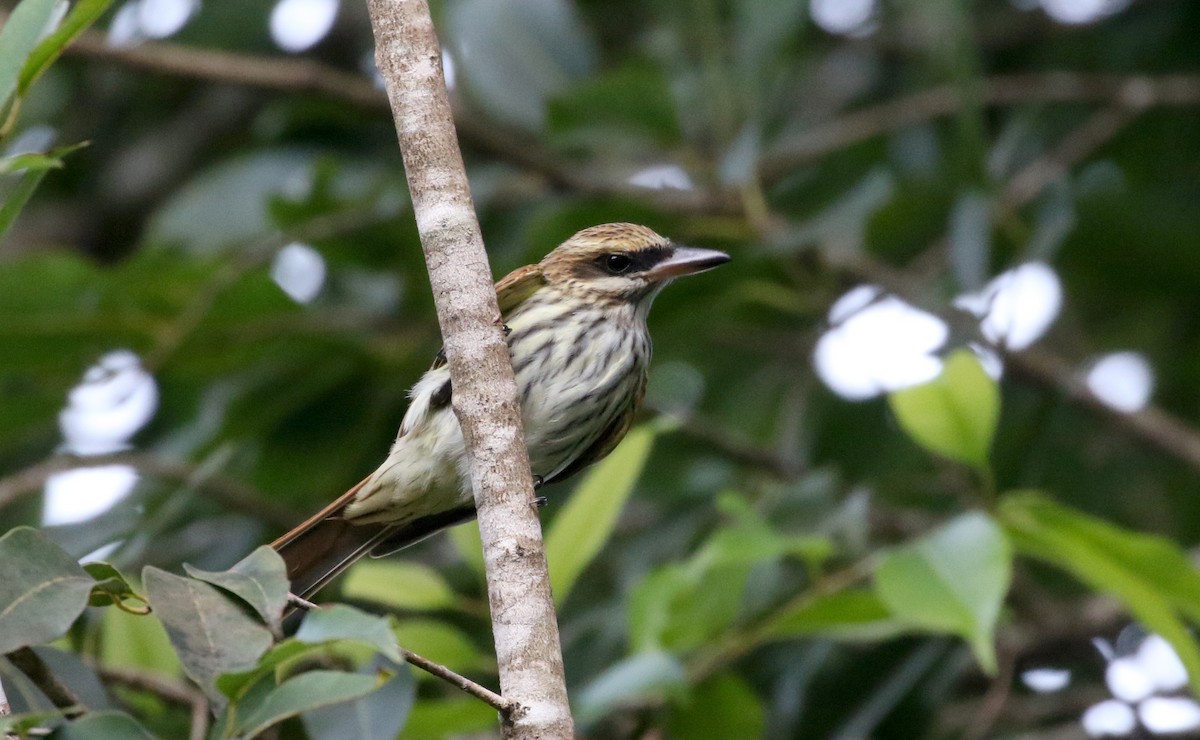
[0,452,296,529]
[97,666,209,740]
[762,72,1200,180]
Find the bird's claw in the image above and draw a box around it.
[532,474,544,490]
[534,496,548,509]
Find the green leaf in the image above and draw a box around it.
[449,520,485,578]
[83,562,145,610]
[233,670,388,738]
[18,0,115,96]
[0,527,94,654]
[183,546,289,631]
[0,709,67,735]
[546,424,656,603]
[763,589,906,642]
[0,150,64,175]
[576,651,687,725]
[215,640,313,700]
[294,604,402,663]
[0,166,50,242]
[99,607,182,678]
[301,655,416,740]
[392,619,487,673]
[0,0,59,109]
[341,560,458,612]
[888,350,999,468]
[874,512,1011,672]
[400,697,497,739]
[49,711,156,740]
[668,674,765,740]
[998,490,1200,696]
[142,566,273,700]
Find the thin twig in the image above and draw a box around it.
[762,72,1196,180]
[0,451,296,528]
[5,649,84,716]
[97,666,208,740]
[401,649,512,714]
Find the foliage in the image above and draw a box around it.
[4,0,1200,737]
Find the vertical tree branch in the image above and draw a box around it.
[363,1,572,737]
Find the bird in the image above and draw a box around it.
[272,223,730,600]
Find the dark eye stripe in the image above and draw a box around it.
[595,245,673,275]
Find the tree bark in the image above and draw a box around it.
[364,1,573,737]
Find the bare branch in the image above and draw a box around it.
[97,666,208,740]
[365,0,571,735]
[0,452,296,529]
[5,648,84,715]
[762,72,1200,180]
[401,648,512,714]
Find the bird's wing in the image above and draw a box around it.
[495,263,547,315]
[425,264,545,374]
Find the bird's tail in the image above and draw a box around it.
[272,478,479,603]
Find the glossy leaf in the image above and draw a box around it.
[183,545,289,630]
[50,711,156,740]
[874,512,1011,672]
[301,655,416,740]
[546,424,657,603]
[0,527,94,654]
[999,490,1200,696]
[232,670,388,739]
[888,350,999,468]
[142,566,273,699]
[294,604,402,662]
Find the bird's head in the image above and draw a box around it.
[538,223,730,307]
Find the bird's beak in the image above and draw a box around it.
[644,245,731,282]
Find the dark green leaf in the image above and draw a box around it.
[142,566,273,700]
[233,670,388,738]
[999,490,1200,696]
[764,589,905,642]
[668,674,765,740]
[874,512,1011,672]
[302,655,416,740]
[0,709,67,735]
[183,545,289,630]
[215,640,313,700]
[49,711,156,740]
[888,350,999,468]
[0,527,94,654]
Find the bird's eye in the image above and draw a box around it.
[603,254,633,274]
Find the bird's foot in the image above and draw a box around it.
[533,496,548,509]
[532,474,544,490]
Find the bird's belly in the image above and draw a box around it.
[513,327,644,481]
